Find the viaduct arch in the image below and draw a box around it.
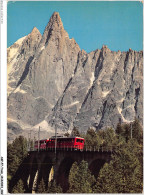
[9,150,112,193]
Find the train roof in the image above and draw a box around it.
[34,139,48,142]
[49,136,84,140]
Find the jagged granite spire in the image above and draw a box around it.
[40,12,69,47]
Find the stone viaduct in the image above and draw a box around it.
[9,149,112,193]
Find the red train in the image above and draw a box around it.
[34,136,85,151]
[34,139,47,150]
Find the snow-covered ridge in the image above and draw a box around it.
[7,36,27,62]
[8,36,27,49]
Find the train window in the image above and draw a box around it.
[76,139,84,143]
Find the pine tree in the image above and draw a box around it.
[94,139,143,193]
[132,118,143,144]
[71,127,80,137]
[37,178,47,193]
[116,123,132,144]
[115,119,143,145]
[115,122,126,143]
[84,128,102,150]
[101,128,117,150]
[7,136,28,177]
[68,162,79,191]
[68,160,95,193]
[11,179,25,193]
[12,136,27,161]
[7,143,20,176]
[64,132,70,137]
[47,180,62,193]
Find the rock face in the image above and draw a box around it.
[7,12,143,141]
[48,46,143,132]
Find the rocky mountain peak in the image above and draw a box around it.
[101,45,111,53]
[28,27,42,45]
[18,27,42,57]
[40,12,69,46]
[30,27,41,37]
[50,12,62,26]
[81,49,87,55]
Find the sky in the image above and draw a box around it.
[7,1,143,52]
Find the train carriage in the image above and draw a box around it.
[34,139,48,150]
[34,136,85,151]
[46,137,85,150]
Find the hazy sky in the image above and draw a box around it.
[7,1,143,52]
